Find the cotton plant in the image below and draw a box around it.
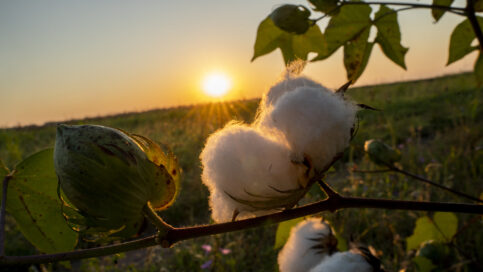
[278,217,338,272]
[200,69,357,222]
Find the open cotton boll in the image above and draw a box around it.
[261,75,323,110]
[200,123,304,222]
[259,86,356,171]
[278,218,337,272]
[308,251,374,272]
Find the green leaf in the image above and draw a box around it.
[309,0,339,14]
[406,212,458,251]
[252,17,324,64]
[433,212,458,239]
[6,149,78,253]
[413,256,437,272]
[431,0,454,22]
[474,52,483,86]
[447,17,483,65]
[313,4,372,61]
[374,5,408,69]
[274,217,304,249]
[343,28,374,82]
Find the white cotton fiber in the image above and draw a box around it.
[258,86,356,171]
[278,218,335,272]
[309,251,373,272]
[261,75,323,110]
[200,123,304,222]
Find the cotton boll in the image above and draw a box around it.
[308,251,373,272]
[262,75,323,110]
[278,218,337,272]
[200,123,305,222]
[260,86,357,170]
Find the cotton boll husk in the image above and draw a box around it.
[278,218,335,272]
[308,251,373,272]
[200,123,304,222]
[259,86,357,170]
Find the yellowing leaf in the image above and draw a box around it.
[4,149,78,253]
[374,5,408,70]
[274,217,304,249]
[447,17,483,65]
[431,0,454,22]
[343,28,374,82]
[313,4,372,61]
[252,17,324,64]
[406,212,457,251]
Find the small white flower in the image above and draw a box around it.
[200,122,305,222]
[278,218,337,272]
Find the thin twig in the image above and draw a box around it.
[1,194,482,266]
[386,164,483,204]
[351,168,392,174]
[466,0,483,51]
[342,1,466,14]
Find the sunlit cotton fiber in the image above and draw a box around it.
[200,123,304,222]
[258,86,356,170]
[261,75,323,110]
[278,218,335,272]
[308,251,373,272]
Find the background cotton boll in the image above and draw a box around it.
[200,123,303,222]
[261,87,357,170]
[278,218,337,272]
[308,251,374,272]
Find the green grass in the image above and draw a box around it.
[0,72,482,271]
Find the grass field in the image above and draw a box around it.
[1,72,482,271]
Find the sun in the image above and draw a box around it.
[202,73,232,98]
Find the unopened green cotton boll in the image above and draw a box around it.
[278,218,338,272]
[309,251,374,272]
[258,85,357,171]
[364,139,401,166]
[200,123,306,222]
[269,4,312,34]
[54,124,179,237]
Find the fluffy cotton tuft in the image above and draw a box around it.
[278,218,336,272]
[258,86,357,170]
[261,75,323,111]
[308,251,374,272]
[200,123,304,222]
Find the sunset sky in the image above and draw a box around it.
[0,0,478,127]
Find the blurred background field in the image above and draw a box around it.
[1,72,482,271]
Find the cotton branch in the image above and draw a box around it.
[1,180,482,266]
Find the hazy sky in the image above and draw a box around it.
[0,0,478,127]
